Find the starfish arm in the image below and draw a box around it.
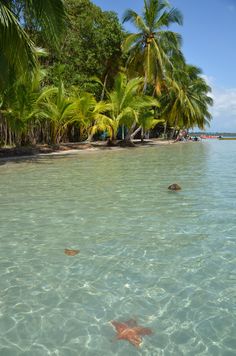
[118,329,143,347]
[128,334,142,347]
[135,327,153,336]
[111,321,127,333]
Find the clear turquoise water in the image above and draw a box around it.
[0,141,235,356]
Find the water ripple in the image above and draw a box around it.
[0,142,236,355]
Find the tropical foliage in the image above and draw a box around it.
[42,0,124,94]
[105,73,160,141]
[0,0,213,148]
[0,0,65,88]
[160,62,213,137]
[122,0,183,92]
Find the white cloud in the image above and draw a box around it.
[212,89,236,117]
[201,74,214,86]
[202,75,236,132]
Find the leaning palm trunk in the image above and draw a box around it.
[86,131,94,142]
[170,128,176,140]
[170,117,179,139]
[100,73,108,101]
[125,120,138,142]
[130,125,142,140]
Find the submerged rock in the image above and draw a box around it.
[168,183,181,191]
[64,249,80,256]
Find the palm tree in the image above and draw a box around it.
[67,91,112,141]
[37,83,112,144]
[0,67,45,145]
[106,72,160,142]
[0,0,65,87]
[137,109,164,141]
[160,63,213,136]
[36,79,75,144]
[122,0,183,93]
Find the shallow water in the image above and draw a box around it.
[0,141,236,355]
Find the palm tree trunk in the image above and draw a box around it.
[0,114,7,146]
[163,121,167,137]
[124,121,136,141]
[141,127,144,142]
[170,117,178,139]
[9,127,12,146]
[100,73,108,101]
[51,123,57,144]
[143,75,148,94]
[130,125,141,140]
[86,132,93,142]
[145,130,150,139]
[121,124,125,140]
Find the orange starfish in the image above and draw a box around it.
[111,319,152,348]
[64,249,80,256]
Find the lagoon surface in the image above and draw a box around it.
[0,141,236,355]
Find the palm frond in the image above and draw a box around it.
[122,33,143,53]
[143,0,160,29]
[0,2,37,75]
[25,0,66,46]
[156,8,183,28]
[123,9,149,32]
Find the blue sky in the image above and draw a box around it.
[93,0,236,132]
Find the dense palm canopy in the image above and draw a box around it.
[0,0,65,87]
[122,0,183,91]
[0,0,214,147]
[70,92,111,141]
[0,67,44,145]
[36,80,75,144]
[106,72,160,140]
[160,63,213,133]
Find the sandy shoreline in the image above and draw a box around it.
[0,139,176,163]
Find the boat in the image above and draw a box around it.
[200,135,218,139]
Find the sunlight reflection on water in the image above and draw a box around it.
[0,141,236,355]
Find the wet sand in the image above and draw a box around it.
[0,139,177,162]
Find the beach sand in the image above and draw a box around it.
[0,139,177,162]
